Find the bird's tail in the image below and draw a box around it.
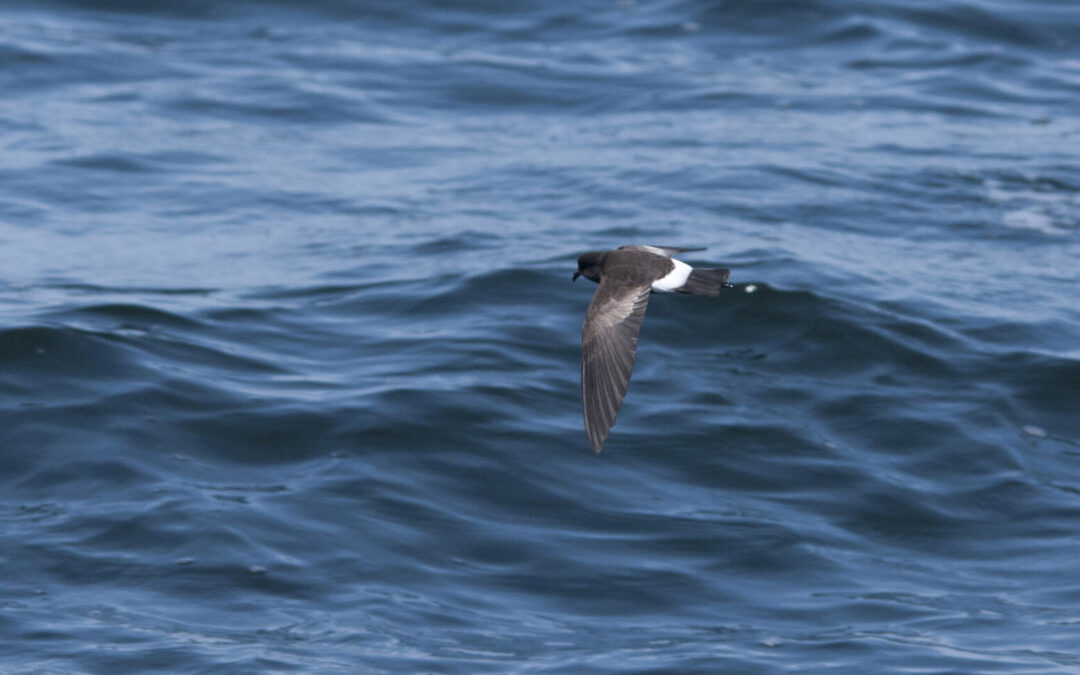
[675,268,732,296]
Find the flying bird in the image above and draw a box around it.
[573,245,732,454]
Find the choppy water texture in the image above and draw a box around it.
[2,0,1080,672]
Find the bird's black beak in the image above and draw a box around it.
[572,271,581,282]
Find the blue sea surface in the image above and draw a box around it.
[2,0,1080,672]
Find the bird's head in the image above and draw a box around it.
[573,252,605,283]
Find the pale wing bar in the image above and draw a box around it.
[620,245,706,258]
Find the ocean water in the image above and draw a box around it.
[2,0,1080,671]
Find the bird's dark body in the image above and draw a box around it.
[574,249,674,287]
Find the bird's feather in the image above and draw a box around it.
[619,245,706,258]
[581,281,652,453]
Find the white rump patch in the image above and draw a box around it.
[652,259,693,292]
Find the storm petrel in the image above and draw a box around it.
[573,245,732,454]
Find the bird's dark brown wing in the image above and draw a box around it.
[581,280,652,453]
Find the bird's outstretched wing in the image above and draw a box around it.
[581,280,652,453]
[618,245,706,258]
